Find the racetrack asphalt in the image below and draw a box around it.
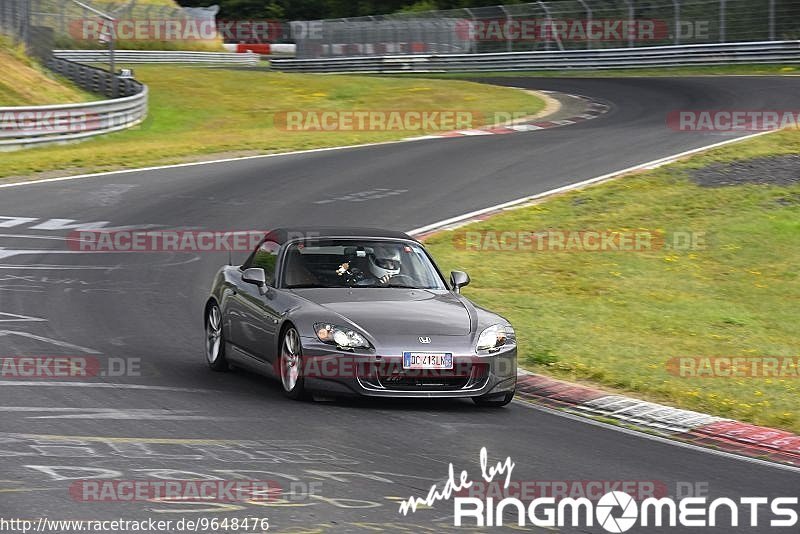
[0,77,798,533]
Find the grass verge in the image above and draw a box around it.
[425,128,800,433]
[0,37,94,105]
[0,66,544,181]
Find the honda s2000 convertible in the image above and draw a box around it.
[204,228,517,406]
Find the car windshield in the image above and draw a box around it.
[282,239,447,290]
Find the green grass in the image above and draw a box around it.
[0,36,94,105]
[389,64,800,79]
[0,66,544,181]
[425,128,800,433]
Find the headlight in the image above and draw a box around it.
[314,323,371,349]
[476,324,514,352]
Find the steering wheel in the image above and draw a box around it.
[385,274,418,286]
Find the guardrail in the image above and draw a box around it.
[53,49,260,66]
[271,41,800,73]
[47,56,144,98]
[0,58,148,151]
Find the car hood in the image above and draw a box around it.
[292,288,472,336]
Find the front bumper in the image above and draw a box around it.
[299,338,517,398]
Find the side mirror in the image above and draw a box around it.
[242,268,269,294]
[450,271,470,293]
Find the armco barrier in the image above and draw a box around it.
[0,58,147,151]
[47,56,144,98]
[271,40,800,73]
[53,49,259,66]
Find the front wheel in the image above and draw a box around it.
[205,303,228,371]
[473,391,514,407]
[279,327,307,400]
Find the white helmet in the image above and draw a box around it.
[368,246,401,280]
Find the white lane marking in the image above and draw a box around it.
[0,140,433,190]
[0,217,161,232]
[31,411,225,421]
[0,407,100,411]
[407,129,776,236]
[0,330,101,354]
[29,219,160,232]
[0,264,121,271]
[0,407,221,420]
[0,249,128,261]
[455,129,493,136]
[0,287,45,293]
[158,256,202,267]
[508,124,544,131]
[0,234,76,242]
[0,216,38,227]
[0,381,219,393]
[512,400,800,474]
[0,312,46,323]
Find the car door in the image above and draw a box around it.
[229,239,282,361]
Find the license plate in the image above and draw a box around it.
[403,352,453,370]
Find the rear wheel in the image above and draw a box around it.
[279,327,307,400]
[473,391,514,407]
[205,303,228,371]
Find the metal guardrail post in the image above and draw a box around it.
[720,0,726,43]
[23,0,32,51]
[500,5,512,53]
[577,0,592,50]
[623,0,634,48]
[10,0,17,41]
[70,0,116,74]
[673,0,681,46]
[536,2,549,52]
[537,1,563,52]
[769,0,776,41]
[464,8,476,54]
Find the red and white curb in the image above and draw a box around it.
[404,92,610,141]
[515,373,800,467]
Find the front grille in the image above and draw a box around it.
[379,374,471,390]
[367,363,489,391]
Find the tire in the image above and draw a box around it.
[205,303,229,371]
[278,326,308,400]
[473,391,514,407]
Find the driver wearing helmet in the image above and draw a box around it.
[367,245,402,285]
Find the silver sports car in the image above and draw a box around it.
[204,228,517,406]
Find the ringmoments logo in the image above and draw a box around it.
[398,448,799,530]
